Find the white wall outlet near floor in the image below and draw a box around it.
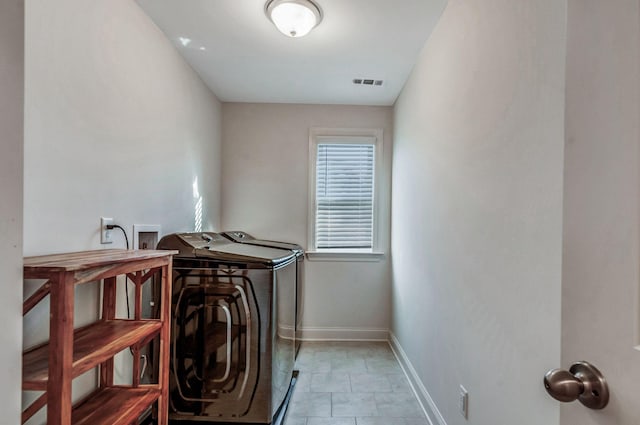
[100,217,113,244]
[459,385,469,419]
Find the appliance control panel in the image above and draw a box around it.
[225,231,254,241]
[177,232,227,249]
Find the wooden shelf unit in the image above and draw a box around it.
[22,249,177,425]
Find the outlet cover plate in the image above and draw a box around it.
[459,385,468,419]
[101,217,113,244]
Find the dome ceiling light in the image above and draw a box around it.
[265,0,323,38]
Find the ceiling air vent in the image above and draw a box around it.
[353,78,384,86]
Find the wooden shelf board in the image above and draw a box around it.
[24,249,177,274]
[23,320,162,391]
[72,387,160,425]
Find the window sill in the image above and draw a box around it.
[305,251,385,262]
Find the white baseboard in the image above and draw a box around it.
[388,332,448,425]
[299,327,389,341]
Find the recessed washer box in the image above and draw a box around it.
[133,224,161,250]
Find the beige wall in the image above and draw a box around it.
[0,0,24,422]
[561,1,640,424]
[221,103,393,339]
[24,0,222,256]
[391,0,566,424]
[23,0,222,421]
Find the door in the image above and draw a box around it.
[559,1,640,423]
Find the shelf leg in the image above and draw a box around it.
[100,276,117,387]
[47,271,74,425]
[132,345,141,388]
[157,263,172,425]
[134,271,143,320]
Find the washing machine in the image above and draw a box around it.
[157,232,297,424]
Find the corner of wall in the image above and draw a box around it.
[0,0,24,422]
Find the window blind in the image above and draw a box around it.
[315,143,375,249]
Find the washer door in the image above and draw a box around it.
[170,270,259,418]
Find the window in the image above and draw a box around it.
[308,128,384,259]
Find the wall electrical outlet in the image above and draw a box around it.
[101,217,114,244]
[459,385,469,419]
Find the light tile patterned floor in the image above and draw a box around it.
[284,342,429,425]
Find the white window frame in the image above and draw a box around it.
[307,127,385,262]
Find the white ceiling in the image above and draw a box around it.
[136,0,447,106]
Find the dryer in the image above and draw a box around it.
[220,231,304,356]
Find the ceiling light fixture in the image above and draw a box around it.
[265,0,323,38]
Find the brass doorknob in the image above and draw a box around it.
[543,361,609,409]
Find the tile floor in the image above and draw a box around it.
[284,341,429,425]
